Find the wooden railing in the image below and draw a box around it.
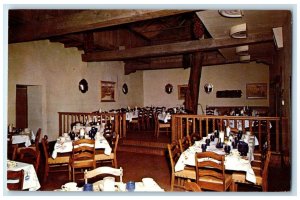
[58,112,127,138]
[171,114,282,154]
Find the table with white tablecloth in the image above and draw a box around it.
[158,112,171,123]
[52,135,112,159]
[11,131,35,147]
[175,134,256,184]
[7,160,41,191]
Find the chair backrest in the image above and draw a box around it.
[18,147,40,172]
[7,169,24,190]
[41,135,50,160]
[72,139,95,168]
[179,136,191,153]
[189,132,201,145]
[167,140,182,172]
[34,128,42,150]
[104,132,119,153]
[261,151,271,191]
[7,134,17,160]
[84,166,123,183]
[195,151,226,191]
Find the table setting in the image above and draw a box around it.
[55,177,164,192]
[6,160,41,191]
[175,131,257,184]
[10,128,35,147]
[52,131,112,159]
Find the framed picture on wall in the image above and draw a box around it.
[246,83,267,99]
[178,85,188,100]
[100,81,116,102]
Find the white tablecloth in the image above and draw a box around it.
[126,111,139,122]
[12,134,32,147]
[52,135,112,159]
[158,112,171,123]
[225,120,272,130]
[174,135,256,184]
[7,160,41,191]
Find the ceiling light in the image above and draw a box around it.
[219,10,243,18]
[230,23,247,38]
[236,45,249,55]
[239,55,251,62]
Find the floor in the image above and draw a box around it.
[37,129,291,193]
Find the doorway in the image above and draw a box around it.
[16,85,42,131]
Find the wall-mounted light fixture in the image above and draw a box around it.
[230,23,247,38]
[204,83,213,94]
[79,79,88,93]
[165,83,173,94]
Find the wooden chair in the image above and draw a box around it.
[84,166,123,184]
[189,132,201,145]
[167,140,196,191]
[69,139,96,182]
[7,169,24,190]
[95,132,119,168]
[232,151,271,191]
[184,180,202,192]
[7,134,17,160]
[17,147,40,172]
[154,112,171,138]
[179,136,191,153]
[195,151,233,191]
[41,135,69,182]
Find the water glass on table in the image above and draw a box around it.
[126,181,135,192]
[83,183,93,191]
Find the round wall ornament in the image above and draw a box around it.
[165,83,173,94]
[122,83,128,94]
[79,79,88,93]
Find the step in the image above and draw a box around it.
[118,145,167,156]
[120,139,168,149]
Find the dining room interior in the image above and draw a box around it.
[5,6,294,194]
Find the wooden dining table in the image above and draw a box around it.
[175,133,257,184]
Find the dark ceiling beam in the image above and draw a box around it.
[124,54,273,74]
[82,33,274,62]
[9,10,194,43]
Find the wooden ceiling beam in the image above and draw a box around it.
[9,10,194,43]
[82,33,274,62]
[124,53,273,74]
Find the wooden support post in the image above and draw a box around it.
[185,52,203,114]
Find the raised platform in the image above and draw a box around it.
[118,130,170,156]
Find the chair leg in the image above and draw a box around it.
[43,165,49,183]
[68,165,72,181]
[113,158,118,168]
[170,174,175,191]
[231,182,237,191]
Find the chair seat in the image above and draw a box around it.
[175,168,196,180]
[48,156,69,164]
[160,123,170,128]
[232,171,262,186]
[199,173,232,189]
[95,153,114,161]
